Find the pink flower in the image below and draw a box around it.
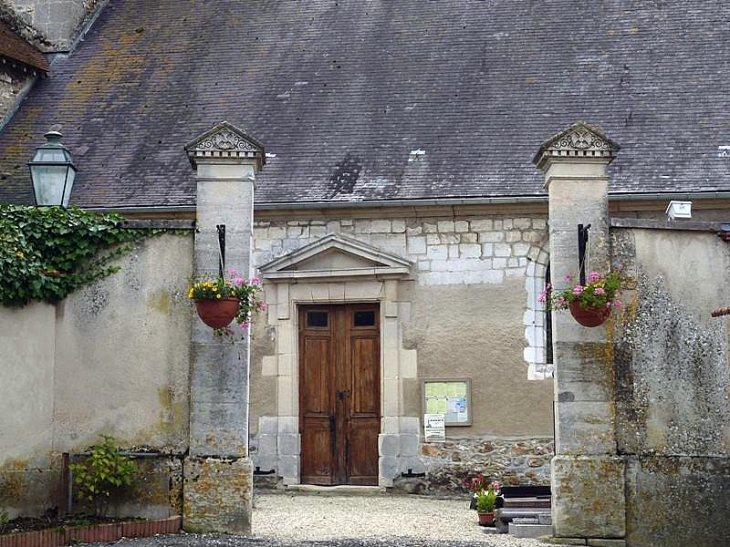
[260,303,268,312]
[588,271,601,282]
[239,321,250,329]
[538,283,551,303]
[250,277,261,285]
[595,287,605,295]
[556,297,566,306]
[228,268,239,277]
[573,285,584,295]
[614,299,623,308]
[564,273,572,282]
[234,277,245,287]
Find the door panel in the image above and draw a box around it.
[299,310,336,485]
[299,304,380,486]
[351,337,379,415]
[302,338,329,413]
[347,420,380,485]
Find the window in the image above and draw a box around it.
[306,311,328,328]
[353,310,376,327]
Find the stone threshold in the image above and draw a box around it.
[286,484,387,496]
[0,515,182,547]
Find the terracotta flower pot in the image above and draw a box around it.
[195,297,239,329]
[569,300,611,327]
[478,511,495,526]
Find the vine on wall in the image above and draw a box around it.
[0,204,159,306]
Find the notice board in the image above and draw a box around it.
[421,378,471,426]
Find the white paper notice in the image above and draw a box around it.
[424,413,446,443]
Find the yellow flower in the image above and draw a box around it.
[216,294,221,299]
[16,251,24,259]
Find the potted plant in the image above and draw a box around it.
[465,474,487,509]
[476,483,498,526]
[188,269,266,338]
[540,270,622,327]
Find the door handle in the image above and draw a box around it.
[337,390,350,401]
[329,413,336,457]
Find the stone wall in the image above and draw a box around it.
[394,437,554,494]
[250,212,555,491]
[0,62,36,126]
[0,233,193,517]
[0,0,104,51]
[611,227,730,547]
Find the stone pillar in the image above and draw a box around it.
[533,122,626,544]
[182,122,265,534]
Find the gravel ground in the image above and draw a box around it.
[98,493,546,547]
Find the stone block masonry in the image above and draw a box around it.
[183,457,253,534]
[392,437,554,494]
[253,216,548,288]
[0,64,36,126]
[184,123,264,533]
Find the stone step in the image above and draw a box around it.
[499,508,552,519]
[285,484,387,496]
[513,517,540,525]
[495,509,551,534]
[509,523,554,538]
[538,513,552,525]
[504,497,551,508]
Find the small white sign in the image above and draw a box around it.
[424,413,446,443]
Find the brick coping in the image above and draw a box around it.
[0,515,182,547]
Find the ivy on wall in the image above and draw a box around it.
[0,204,160,306]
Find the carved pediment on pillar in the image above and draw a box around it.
[259,233,412,282]
[185,121,265,169]
[532,121,620,170]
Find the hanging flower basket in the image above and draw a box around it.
[540,270,623,327]
[195,297,240,329]
[569,300,611,327]
[188,271,267,340]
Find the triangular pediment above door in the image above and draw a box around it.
[259,233,412,281]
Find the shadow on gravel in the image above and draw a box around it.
[114,534,501,547]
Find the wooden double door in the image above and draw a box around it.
[299,304,380,486]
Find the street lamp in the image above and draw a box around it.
[28,130,77,207]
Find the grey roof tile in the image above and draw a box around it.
[0,0,729,207]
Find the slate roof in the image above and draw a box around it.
[0,0,729,208]
[0,20,48,72]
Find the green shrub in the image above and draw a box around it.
[69,436,136,516]
[0,205,161,306]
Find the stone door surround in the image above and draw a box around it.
[258,233,416,486]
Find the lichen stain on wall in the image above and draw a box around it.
[0,458,29,499]
[146,289,171,315]
[616,274,729,456]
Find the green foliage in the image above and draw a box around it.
[0,503,9,534]
[68,436,136,516]
[0,205,157,306]
[476,484,497,513]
